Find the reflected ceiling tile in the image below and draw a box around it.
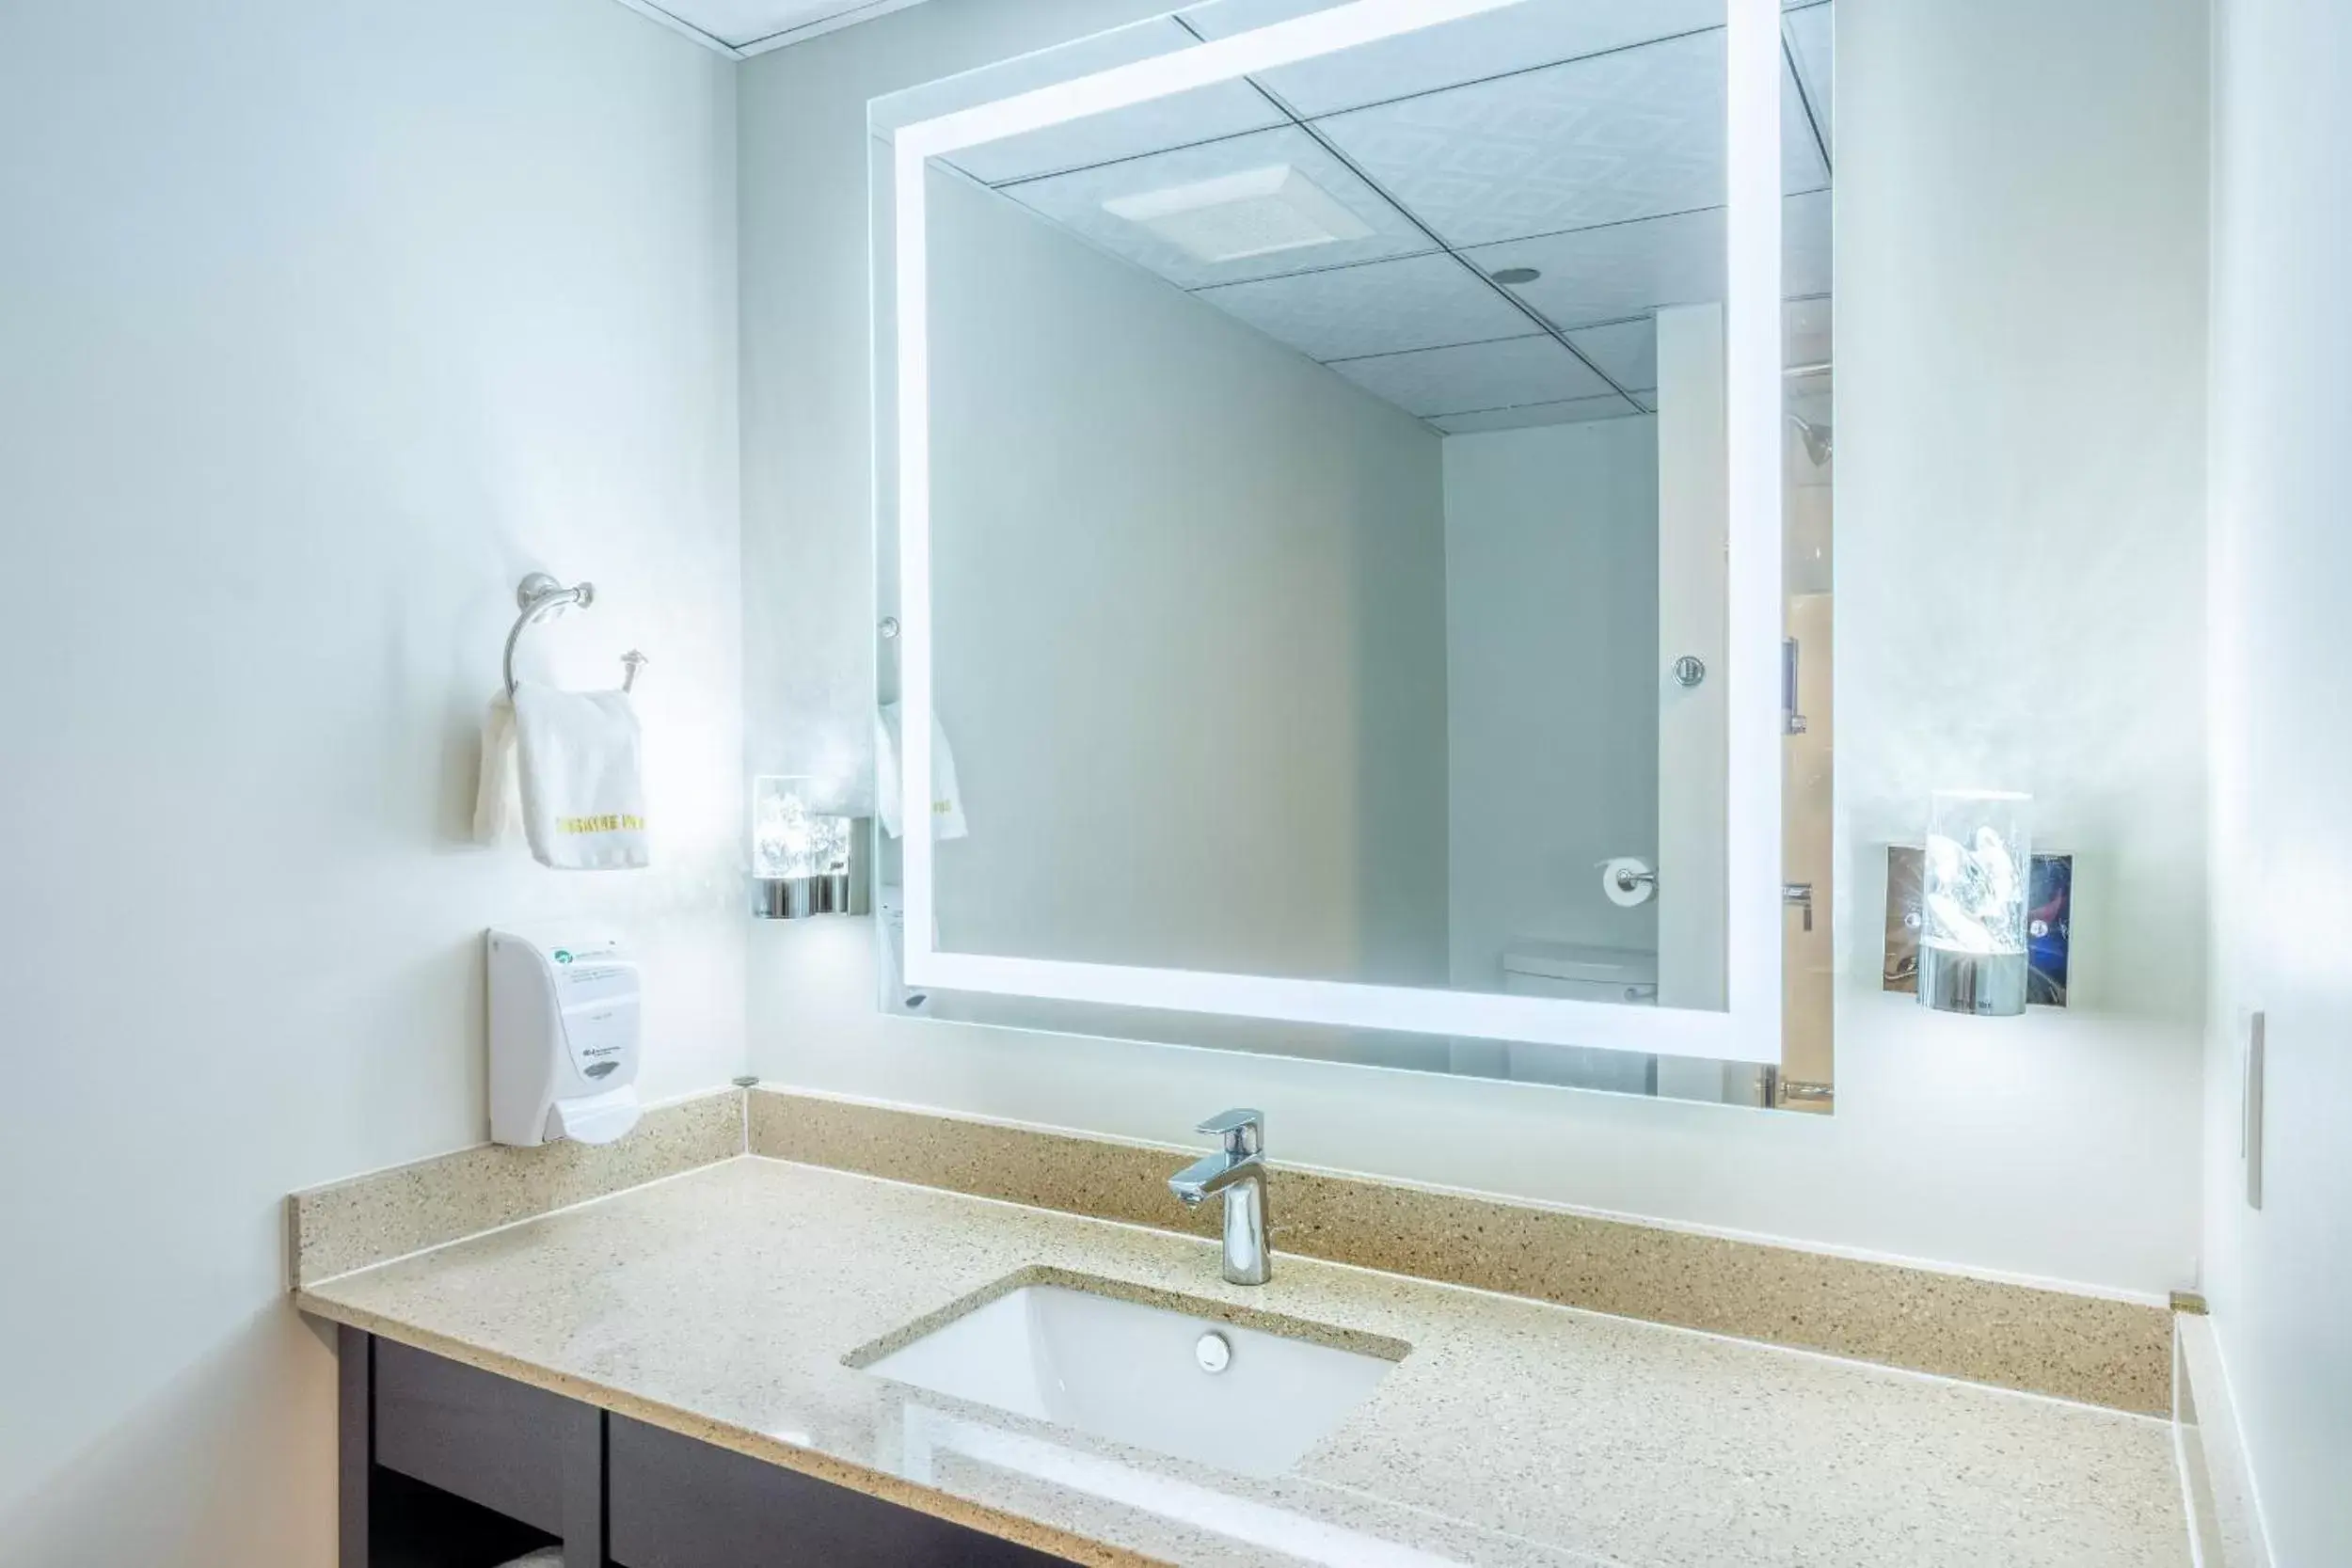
[1779,55,1828,191]
[1001,127,1431,288]
[1432,393,1647,434]
[1313,29,1828,250]
[1785,3,1835,159]
[1563,316,1656,388]
[1200,253,1534,362]
[1181,0,1728,119]
[1784,187,1832,297]
[1314,31,1730,248]
[1468,206,1724,327]
[1328,334,1612,417]
[1468,190,1829,328]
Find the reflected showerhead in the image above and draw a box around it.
[1788,412,1833,466]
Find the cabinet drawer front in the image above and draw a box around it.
[373,1339,572,1534]
[608,1416,1066,1568]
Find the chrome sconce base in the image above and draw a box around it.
[755,871,869,920]
[1915,947,2029,1017]
[1883,845,2072,1011]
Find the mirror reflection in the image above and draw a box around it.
[874,0,1835,1108]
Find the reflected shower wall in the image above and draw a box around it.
[1783,360,1836,1108]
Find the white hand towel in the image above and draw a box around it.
[876,701,968,841]
[472,693,521,845]
[512,684,651,870]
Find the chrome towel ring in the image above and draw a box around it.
[502,572,647,699]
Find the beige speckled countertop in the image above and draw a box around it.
[297,1157,2188,1568]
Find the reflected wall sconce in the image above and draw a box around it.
[1883,791,2072,1013]
[752,774,870,920]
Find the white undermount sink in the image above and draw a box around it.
[860,1280,1403,1479]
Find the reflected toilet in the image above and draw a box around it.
[1500,944,1659,1094]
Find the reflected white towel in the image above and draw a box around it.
[472,693,520,845]
[876,702,968,841]
[512,684,651,870]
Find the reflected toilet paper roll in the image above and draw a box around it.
[1599,856,1657,908]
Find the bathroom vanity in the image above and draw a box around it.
[300,1156,2190,1568]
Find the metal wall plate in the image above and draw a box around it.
[1882,846,2072,1007]
[2243,1010,2265,1210]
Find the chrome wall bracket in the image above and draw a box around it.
[503,572,647,698]
[1882,845,2072,1006]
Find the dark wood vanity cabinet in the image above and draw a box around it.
[606,1415,1055,1568]
[338,1327,1070,1568]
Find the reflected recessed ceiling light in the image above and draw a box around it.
[1490,266,1542,286]
[1103,164,1373,264]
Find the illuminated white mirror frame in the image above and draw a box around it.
[892,0,1785,1064]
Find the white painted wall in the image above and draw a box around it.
[0,0,741,1559]
[741,0,2210,1299]
[1442,419,1660,988]
[2203,1,2352,1559]
[923,169,1448,983]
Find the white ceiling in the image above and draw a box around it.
[889,0,1836,433]
[612,0,936,56]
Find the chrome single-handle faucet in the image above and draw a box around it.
[1168,1108,1271,1285]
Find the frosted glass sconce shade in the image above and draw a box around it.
[753,775,864,919]
[1917,790,2032,1016]
[754,776,848,880]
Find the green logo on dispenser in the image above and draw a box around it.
[554,949,574,964]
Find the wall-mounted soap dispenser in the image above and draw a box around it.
[487,928,642,1147]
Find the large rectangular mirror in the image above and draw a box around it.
[869,0,1835,1108]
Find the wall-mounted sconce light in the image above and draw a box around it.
[1915,790,2031,1014]
[752,775,869,920]
[1883,791,2071,1013]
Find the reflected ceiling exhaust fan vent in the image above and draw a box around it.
[1102,164,1373,264]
